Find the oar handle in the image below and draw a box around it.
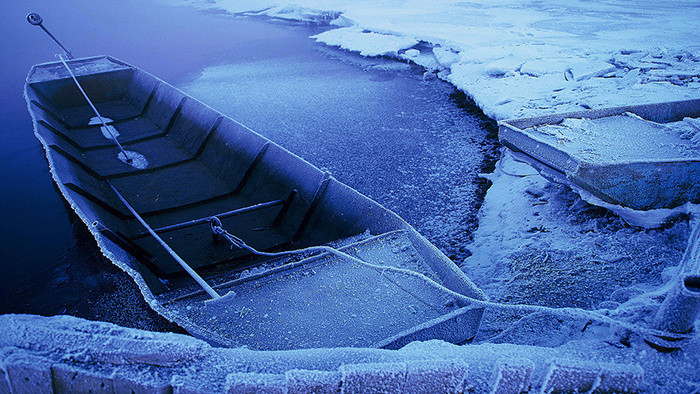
[27,12,74,59]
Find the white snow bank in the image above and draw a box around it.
[192,0,700,120]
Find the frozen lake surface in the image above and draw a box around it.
[1,1,496,322]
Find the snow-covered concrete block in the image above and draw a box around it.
[51,363,114,393]
[286,369,341,393]
[489,359,534,394]
[225,372,285,394]
[404,359,469,394]
[340,362,407,393]
[540,359,642,393]
[541,359,600,393]
[171,374,221,394]
[112,371,172,394]
[596,362,644,393]
[2,349,54,394]
[88,336,207,367]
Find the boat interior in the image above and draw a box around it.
[27,57,395,278]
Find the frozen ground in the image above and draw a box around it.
[191,0,700,120]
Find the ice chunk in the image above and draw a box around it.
[567,60,617,81]
[520,59,569,77]
[313,27,419,57]
[483,56,525,77]
[404,49,420,58]
[433,46,461,68]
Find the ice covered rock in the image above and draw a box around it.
[433,46,461,68]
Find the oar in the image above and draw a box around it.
[26,13,74,60]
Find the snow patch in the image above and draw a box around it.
[88,116,120,139]
[313,27,418,57]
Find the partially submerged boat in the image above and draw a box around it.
[25,56,485,349]
[498,99,700,217]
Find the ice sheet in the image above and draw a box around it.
[190,0,700,120]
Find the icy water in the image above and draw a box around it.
[0,1,497,324]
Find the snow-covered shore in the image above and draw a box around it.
[193,0,699,120]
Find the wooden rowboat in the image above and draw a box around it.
[25,56,485,350]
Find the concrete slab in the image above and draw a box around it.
[499,99,700,211]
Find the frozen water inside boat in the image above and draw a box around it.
[524,114,700,163]
[88,117,120,139]
[162,231,460,350]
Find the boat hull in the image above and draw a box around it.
[25,56,485,349]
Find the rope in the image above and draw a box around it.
[57,54,132,163]
[209,218,693,342]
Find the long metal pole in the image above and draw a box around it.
[57,54,133,163]
[27,13,74,59]
[108,182,221,300]
[40,24,74,59]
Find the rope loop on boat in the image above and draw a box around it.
[209,217,695,345]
